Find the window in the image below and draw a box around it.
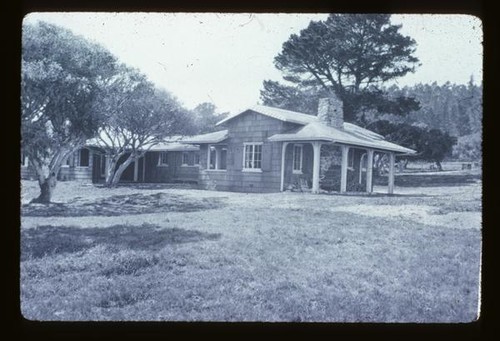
[78,148,89,167]
[182,152,190,166]
[292,144,303,174]
[207,145,227,170]
[209,146,216,169]
[158,152,168,166]
[194,152,200,165]
[243,143,262,170]
[220,148,227,170]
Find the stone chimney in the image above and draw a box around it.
[317,94,344,129]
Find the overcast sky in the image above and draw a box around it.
[24,13,483,115]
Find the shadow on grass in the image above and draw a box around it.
[94,182,199,190]
[21,193,225,217]
[21,223,221,260]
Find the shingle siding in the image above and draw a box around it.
[198,111,302,193]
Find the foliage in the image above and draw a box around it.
[452,132,482,161]
[191,102,229,133]
[369,120,457,170]
[384,79,482,139]
[21,21,118,202]
[96,66,196,187]
[269,14,419,121]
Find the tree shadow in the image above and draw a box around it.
[21,224,221,261]
[21,192,225,217]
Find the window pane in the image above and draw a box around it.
[209,148,216,169]
[244,145,252,168]
[254,145,262,169]
[220,149,227,170]
[183,152,189,165]
[194,153,200,165]
[160,152,168,165]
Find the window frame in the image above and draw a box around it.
[158,151,169,167]
[181,152,190,166]
[194,152,200,166]
[292,144,304,174]
[220,147,227,170]
[206,145,227,171]
[242,142,263,172]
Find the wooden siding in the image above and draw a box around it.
[198,111,303,193]
[20,150,94,182]
[144,151,199,183]
[20,166,35,180]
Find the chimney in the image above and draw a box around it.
[317,94,344,129]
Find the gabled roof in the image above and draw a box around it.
[181,129,229,144]
[217,104,414,154]
[216,105,317,126]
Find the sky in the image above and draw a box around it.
[24,13,483,115]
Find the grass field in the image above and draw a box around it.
[20,170,482,322]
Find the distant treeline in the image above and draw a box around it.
[383,79,482,139]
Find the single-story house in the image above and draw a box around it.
[182,95,415,194]
[21,142,201,184]
[21,95,415,193]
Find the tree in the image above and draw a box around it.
[21,22,118,203]
[452,132,482,161]
[97,67,195,187]
[260,80,328,115]
[369,120,456,171]
[192,102,229,133]
[272,14,419,122]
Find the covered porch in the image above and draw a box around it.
[269,122,415,195]
[278,141,398,194]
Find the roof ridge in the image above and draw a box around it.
[251,104,318,119]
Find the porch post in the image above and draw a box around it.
[207,144,211,169]
[280,142,289,192]
[388,152,395,194]
[311,142,322,194]
[340,145,349,193]
[133,158,139,182]
[366,149,374,193]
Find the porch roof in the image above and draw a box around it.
[148,142,199,152]
[268,121,416,154]
[181,129,229,144]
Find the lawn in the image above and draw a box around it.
[20,170,482,322]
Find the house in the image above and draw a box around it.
[21,95,415,194]
[21,142,201,184]
[182,95,415,194]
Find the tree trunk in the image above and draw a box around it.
[105,155,118,187]
[436,160,443,171]
[109,155,135,187]
[31,174,57,204]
